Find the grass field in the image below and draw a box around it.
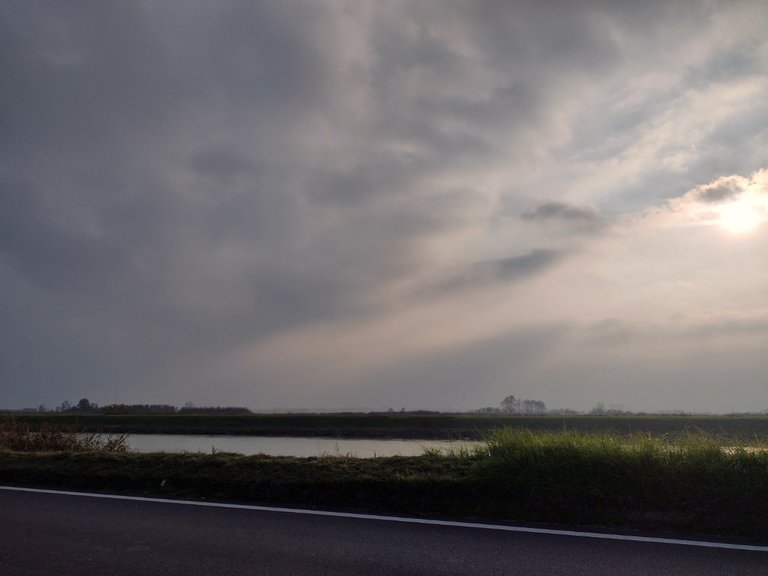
[1,417,767,542]
[11,412,768,439]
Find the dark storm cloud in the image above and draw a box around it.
[0,1,492,404]
[362,0,665,166]
[1,0,767,411]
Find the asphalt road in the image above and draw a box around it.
[1,488,766,575]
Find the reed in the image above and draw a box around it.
[477,427,768,491]
[0,416,128,453]
[470,428,768,530]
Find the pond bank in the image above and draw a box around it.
[2,429,767,543]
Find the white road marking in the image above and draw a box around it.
[1,485,766,552]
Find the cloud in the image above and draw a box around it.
[425,249,564,296]
[642,168,768,231]
[481,250,563,282]
[1,1,768,412]
[521,201,607,234]
[693,176,748,203]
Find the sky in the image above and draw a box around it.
[1,0,768,413]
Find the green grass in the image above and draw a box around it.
[1,426,766,541]
[473,428,768,533]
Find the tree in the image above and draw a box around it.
[501,395,520,414]
[77,398,94,412]
[522,399,547,415]
[590,402,606,415]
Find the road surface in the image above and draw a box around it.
[0,487,765,575]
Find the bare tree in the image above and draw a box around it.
[522,399,547,415]
[501,395,520,414]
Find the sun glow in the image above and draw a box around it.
[717,199,764,234]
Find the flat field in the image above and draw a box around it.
[12,413,768,439]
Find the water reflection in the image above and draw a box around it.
[126,434,477,458]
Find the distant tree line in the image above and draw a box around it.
[474,396,641,416]
[472,396,768,417]
[178,406,252,415]
[55,399,100,413]
[50,400,252,415]
[15,397,768,417]
[103,404,177,415]
[475,395,548,415]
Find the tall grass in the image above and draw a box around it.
[472,428,768,529]
[0,416,128,453]
[477,427,768,484]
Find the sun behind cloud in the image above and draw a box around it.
[653,169,768,236]
[717,198,764,235]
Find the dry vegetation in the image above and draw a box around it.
[0,417,128,453]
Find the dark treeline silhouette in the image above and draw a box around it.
[54,399,99,413]
[475,395,548,415]
[103,404,177,415]
[51,400,252,415]
[14,396,768,417]
[178,406,252,415]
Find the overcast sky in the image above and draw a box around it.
[2,1,767,412]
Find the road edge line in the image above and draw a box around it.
[2,485,766,552]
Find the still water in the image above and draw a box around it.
[126,434,477,458]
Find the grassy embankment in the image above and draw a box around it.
[12,412,768,439]
[1,417,767,542]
